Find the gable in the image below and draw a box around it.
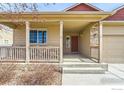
[105,7,124,20]
[65,3,101,11]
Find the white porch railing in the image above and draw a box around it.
[0,46,60,62]
[30,47,60,62]
[0,46,26,61]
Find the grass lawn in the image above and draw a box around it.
[0,63,62,85]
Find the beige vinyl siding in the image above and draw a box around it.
[90,46,99,59]
[103,25,124,63]
[79,27,90,57]
[13,22,60,46]
[13,28,26,46]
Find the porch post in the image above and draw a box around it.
[60,21,63,63]
[99,21,103,63]
[25,21,30,63]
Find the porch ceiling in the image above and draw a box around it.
[0,21,59,29]
[0,21,92,32]
[0,22,25,29]
[64,21,90,32]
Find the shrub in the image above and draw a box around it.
[17,64,62,85]
[0,64,61,85]
[0,64,16,85]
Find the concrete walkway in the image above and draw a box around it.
[62,64,124,85]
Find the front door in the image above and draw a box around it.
[71,36,78,52]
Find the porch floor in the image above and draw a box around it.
[62,54,108,74]
[63,54,95,63]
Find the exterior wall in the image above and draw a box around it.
[13,23,60,46]
[90,46,98,59]
[13,28,26,46]
[105,8,124,20]
[67,3,99,11]
[102,25,124,63]
[79,27,90,57]
[63,31,79,54]
[90,24,99,60]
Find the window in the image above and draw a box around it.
[30,29,47,44]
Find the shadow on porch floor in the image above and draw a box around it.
[63,54,95,63]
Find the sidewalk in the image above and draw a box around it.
[62,64,124,85]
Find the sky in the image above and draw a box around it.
[37,3,124,11]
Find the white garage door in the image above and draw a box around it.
[103,35,124,63]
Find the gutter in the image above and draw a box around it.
[0,11,112,15]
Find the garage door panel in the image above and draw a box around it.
[104,47,124,50]
[102,58,124,63]
[103,35,124,63]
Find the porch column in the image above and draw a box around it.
[60,21,63,63]
[25,21,30,63]
[99,21,103,63]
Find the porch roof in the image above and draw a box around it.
[0,11,111,29]
[0,11,111,21]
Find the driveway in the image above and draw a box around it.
[62,64,124,85]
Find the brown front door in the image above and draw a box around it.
[71,36,78,52]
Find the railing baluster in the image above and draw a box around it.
[0,46,60,62]
[0,46,26,62]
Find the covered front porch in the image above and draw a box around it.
[0,21,100,63]
[63,21,100,63]
[0,12,109,63]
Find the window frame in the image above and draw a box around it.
[30,28,48,45]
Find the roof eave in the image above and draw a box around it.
[0,11,112,15]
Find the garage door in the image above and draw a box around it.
[103,35,124,63]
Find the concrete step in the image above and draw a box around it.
[63,67,105,74]
[61,63,108,71]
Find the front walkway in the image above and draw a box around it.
[62,64,124,85]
